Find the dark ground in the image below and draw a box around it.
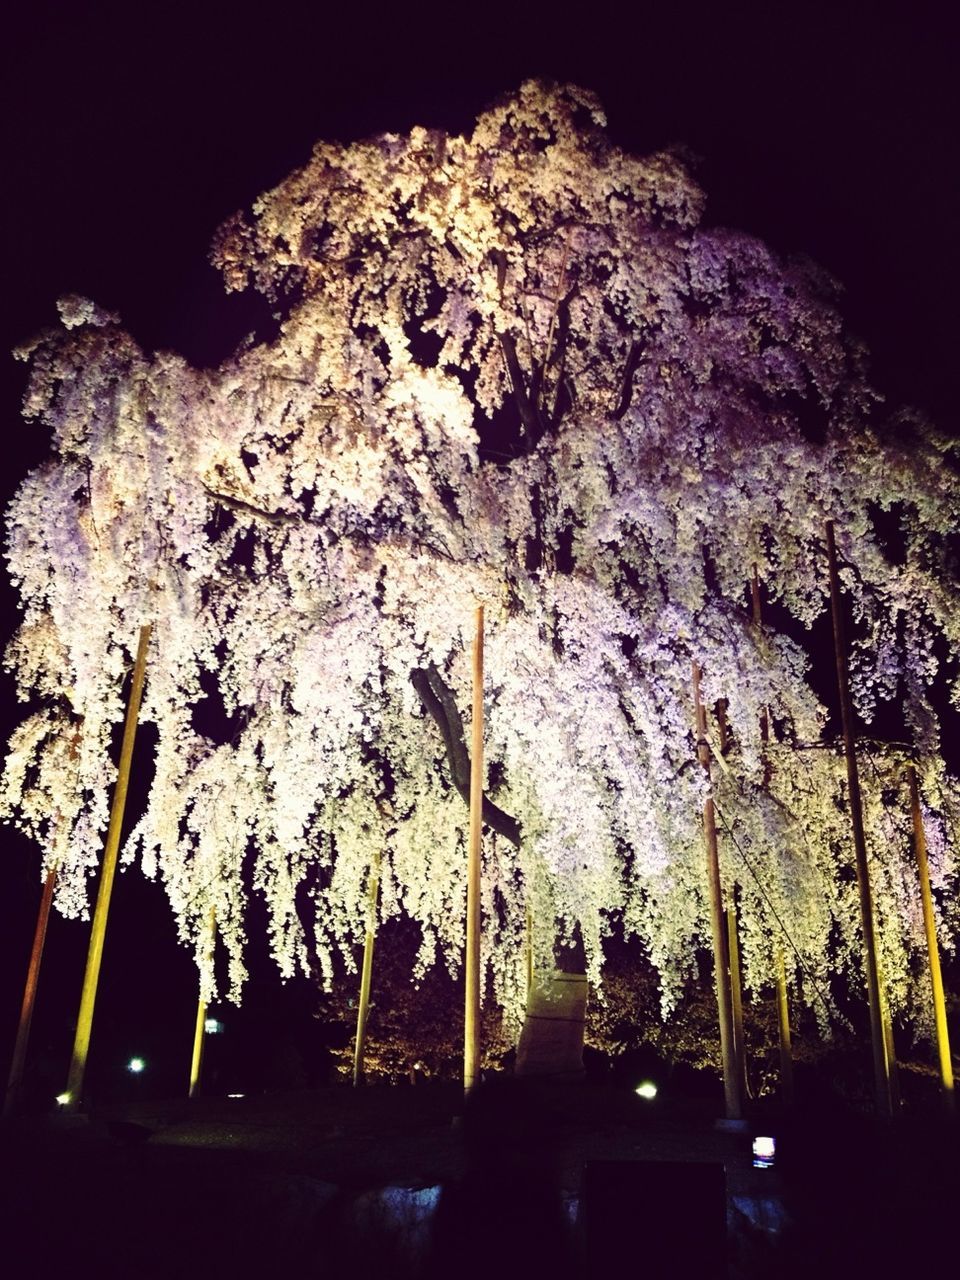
[1,1081,956,1279]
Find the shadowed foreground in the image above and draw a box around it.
[1,1081,956,1278]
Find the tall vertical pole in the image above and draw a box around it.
[464,605,484,1094]
[726,902,748,1101]
[4,865,58,1118]
[352,853,381,1087]
[188,995,207,1101]
[825,522,893,1117]
[524,901,534,999]
[752,565,794,1102]
[908,765,954,1112]
[63,624,152,1112]
[692,662,742,1121]
[188,908,216,1100]
[715,701,748,1100]
[774,948,795,1107]
[879,981,901,1109]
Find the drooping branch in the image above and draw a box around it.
[410,664,522,847]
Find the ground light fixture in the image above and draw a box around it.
[127,1057,146,1074]
[55,1092,71,1107]
[635,1080,658,1100]
[752,1136,776,1169]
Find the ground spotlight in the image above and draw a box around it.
[635,1080,658,1100]
[752,1136,776,1168]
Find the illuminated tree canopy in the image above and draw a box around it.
[3,81,958,1038]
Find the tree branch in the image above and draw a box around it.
[200,482,316,528]
[612,341,642,420]
[498,331,544,449]
[410,664,522,847]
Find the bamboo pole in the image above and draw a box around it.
[524,901,534,999]
[464,605,484,1094]
[824,522,893,1117]
[879,978,901,1110]
[3,865,58,1118]
[715,702,748,1100]
[63,624,152,1112]
[752,565,794,1102]
[908,765,954,1112]
[692,661,742,1120]
[188,994,207,1101]
[352,853,381,1087]
[188,908,216,1099]
[774,948,795,1106]
[726,902,748,1101]
[5,726,83,1118]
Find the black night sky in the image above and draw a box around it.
[1,1,957,1103]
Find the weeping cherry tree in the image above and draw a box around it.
[3,81,958,1050]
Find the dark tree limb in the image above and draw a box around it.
[200,482,314,528]
[612,340,642,419]
[410,665,522,847]
[498,332,544,448]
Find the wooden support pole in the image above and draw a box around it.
[525,901,534,999]
[825,522,893,1117]
[726,902,748,1101]
[715,702,748,1100]
[188,908,216,1100]
[692,661,742,1121]
[63,624,152,1112]
[774,948,795,1107]
[908,765,954,1112]
[5,726,82,1118]
[750,564,771,752]
[352,853,380,1087]
[752,565,794,1102]
[188,995,207,1101]
[464,605,484,1094]
[3,865,58,1118]
[879,979,901,1109]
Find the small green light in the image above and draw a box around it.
[635,1080,658,1100]
[127,1057,146,1074]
